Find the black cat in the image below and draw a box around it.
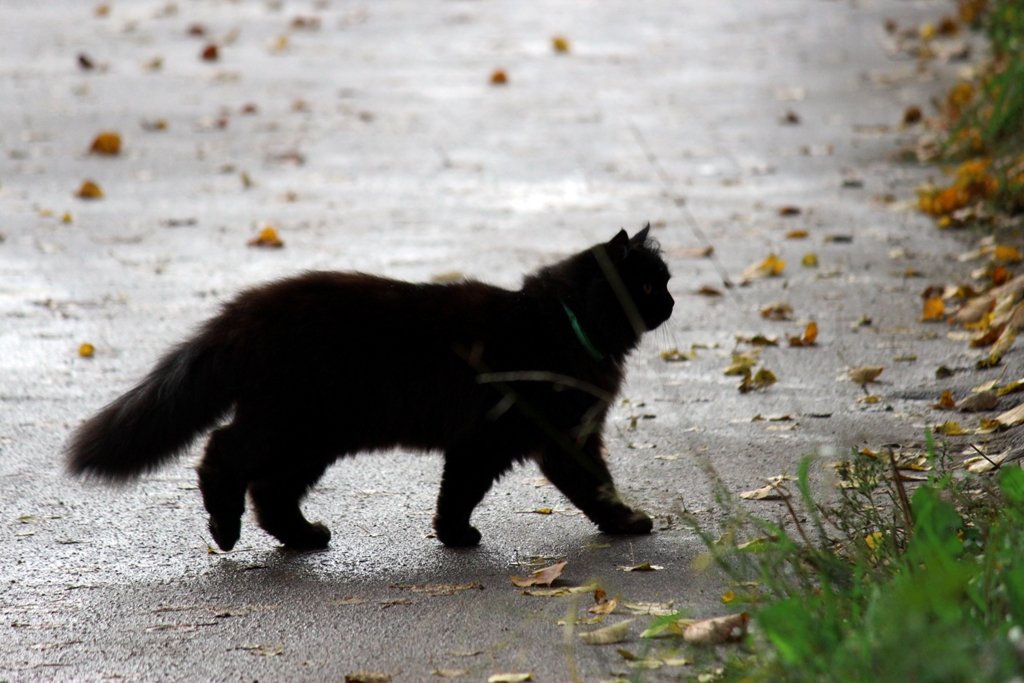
[67,226,674,550]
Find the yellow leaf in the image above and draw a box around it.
[739,367,777,393]
[75,179,104,200]
[935,420,968,436]
[724,351,760,376]
[589,596,619,615]
[801,252,819,268]
[921,296,945,322]
[785,229,809,240]
[78,342,95,358]
[720,591,736,604]
[248,225,284,248]
[487,675,532,683]
[994,245,1022,263]
[551,36,571,53]
[789,321,818,347]
[61,211,73,224]
[742,253,785,280]
[864,530,884,552]
[89,131,122,155]
[857,394,882,404]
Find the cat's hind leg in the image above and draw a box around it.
[248,459,332,551]
[197,426,249,551]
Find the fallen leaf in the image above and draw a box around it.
[90,131,122,155]
[671,245,714,259]
[994,245,1023,263]
[785,229,809,240]
[201,44,220,61]
[789,321,818,347]
[848,366,884,386]
[78,342,95,358]
[345,674,391,683]
[724,351,760,376]
[682,613,749,645]
[510,560,566,588]
[778,205,802,216]
[964,449,1011,473]
[75,179,104,199]
[432,669,467,678]
[696,285,722,297]
[551,36,571,53]
[932,390,956,410]
[958,390,998,412]
[487,674,531,683]
[660,347,695,362]
[992,401,1024,429]
[579,619,633,645]
[616,562,663,572]
[739,484,785,501]
[935,420,968,436]
[761,302,794,320]
[921,296,945,322]
[903,105,923,125]
[589,597,619,615]
[489,69,508,85]
[720,591,736,604]
[248,225,284,248]
[240,643,284,657]
[739,367,777,393]
[742,253,785,280]
[801,252,819,268]
[857,394,882,404]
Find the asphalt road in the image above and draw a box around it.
[0,0,1006,681]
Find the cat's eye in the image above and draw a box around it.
[642,283,653,295]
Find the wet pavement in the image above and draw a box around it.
[0,0,1006,681]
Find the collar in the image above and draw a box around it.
[560,301,605,361]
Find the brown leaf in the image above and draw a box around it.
[761,302,794,321]
[90,131,122,155]
[932,390,956,410]
[616,562,663,572]
[848,366,883,386]
[579,619,633,645]
[75,179,104,200]
[778,206,802,217]
[958,390,998,412]
[682,613,749,645]
[551,36,571,53]
[510,560,566,587]
[696,285,722,297]
[345,674,392,683]
[489,69,508,85]
[201,43,220,61]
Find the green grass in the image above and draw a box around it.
[636,437,1024,682]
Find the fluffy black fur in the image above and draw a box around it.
[67,226,674,550]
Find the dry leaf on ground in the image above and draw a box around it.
[682,613,749,645]
[789,321,818,346]
[75,179,104,199]
[848,366,884,386]
[487,674,531,683]
[248,226,284,248]
[510,560,566,588]
[90,131,122,155]
[579,619,633,645]
[344,674,391,683]
[617,562,663,572]
[741,253,785,281]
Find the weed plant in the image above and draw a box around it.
[672,437,1024,682]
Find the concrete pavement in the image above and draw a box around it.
[0,0,1001,680]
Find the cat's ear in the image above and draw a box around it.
[608,229,630,259]
[631,223,651,246]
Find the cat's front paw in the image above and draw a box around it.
[598,508,653,536]
[209,515,241,551]
[435,522,482,547]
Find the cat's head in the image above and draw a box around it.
[593,224,674,336]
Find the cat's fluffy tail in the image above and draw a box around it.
[66,329,234,482]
